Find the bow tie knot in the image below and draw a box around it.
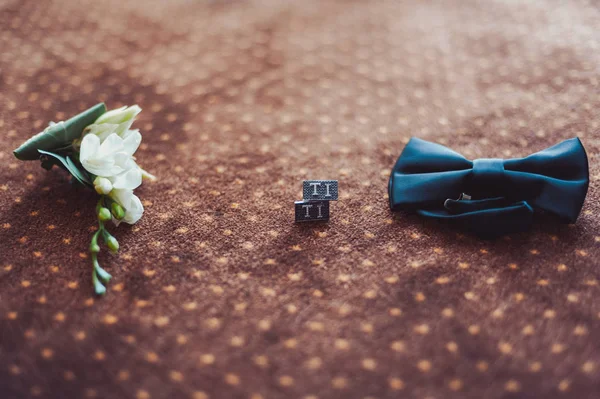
[389,137,589,237]
[472,158,504,189]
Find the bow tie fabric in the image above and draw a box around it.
[388,137,589,237]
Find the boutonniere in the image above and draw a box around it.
[13,103,155,295]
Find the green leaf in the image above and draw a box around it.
[40,156,66,171]
[65,156,93,185]
[38,150,92,187]
[14,103,106,161]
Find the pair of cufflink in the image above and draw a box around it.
[294,180,339,223]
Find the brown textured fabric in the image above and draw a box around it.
[1,0,599,398]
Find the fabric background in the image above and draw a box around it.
[1,0,599,398]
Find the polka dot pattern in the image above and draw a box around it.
[0,0,599,398]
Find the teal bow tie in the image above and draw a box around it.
[388,137,589,237]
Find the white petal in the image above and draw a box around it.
[113,152,131,169]
[110,188,132,208]
[79,134,100,163]
[82,157,119,177]
[115,122,136,138]
[112,167,142,190]
[94,106,127,124]
[122,130,142,156]
[141,168,157,181]
[95,105,141,125]
[120,128,138,140]
[122,193,144,224]
[86,123,119,142]
[110,189,144,225]
[98,133,124,157]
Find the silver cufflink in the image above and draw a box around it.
[303,180,338,201]
[295,180,338,223]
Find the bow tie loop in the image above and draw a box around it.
[419,197,534,238]
[470,158,505,196]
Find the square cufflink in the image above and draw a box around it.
[294,200,330,222]
[294,180,338,223]
[302,180,338,201]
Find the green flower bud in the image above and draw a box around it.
[94,177,113,195]
[94,263,112,284]
[107,236,119,253]
[111,202,125,220]
[90,242,100,253]
[98,207,112,222]
[93,272,106,295]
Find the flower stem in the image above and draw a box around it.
[90,196,115,295]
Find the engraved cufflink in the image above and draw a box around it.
[295,180,338,223]
[303,180,338,201]
[294,200,330,222]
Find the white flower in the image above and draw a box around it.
[110,188,144,225]
[79,132,141,177]
[79,104,145,179]
[78,104,149,226]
